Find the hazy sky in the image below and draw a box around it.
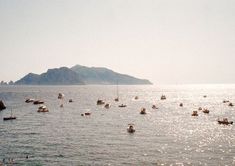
[0,0,234,84]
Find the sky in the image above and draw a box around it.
[0,0,234,84]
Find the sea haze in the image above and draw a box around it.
[0,85,235,165]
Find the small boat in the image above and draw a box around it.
[97,99,105,105]
[69,99,73,103]
[119,104,127,108]
[33,100,44,105]
[60,104,64,108]
[134,96,139,100]
[161,95,166,100]
[223,100,229,103]
[37,105,49,112]
[179,103,183,107]
[218,118,233,125]
[203,108,209,114]
[203,95,207,98]
[114,97,119,102]
[192,111,198,116]
[198,107,202,111]
[84,112,91,116]
[25,98,35,103]
[3,109,16,121]
[3,117,16,121]
[104,103,111,109]
[127,124,135,133]
[152,105,158,109]
[228,103,234,107]
[58,93,64,99]
[140,108,146,114]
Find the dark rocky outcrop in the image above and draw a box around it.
[0,100,6,110]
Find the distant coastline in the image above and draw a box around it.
[10,65,152,85]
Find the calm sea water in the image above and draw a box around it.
[0,85,234,165]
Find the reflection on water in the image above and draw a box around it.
[0,85,235,165]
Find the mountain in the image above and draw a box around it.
[15,65,152,85]
[71,65,151,85]
[15,67,84,85]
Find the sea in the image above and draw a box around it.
[0,85,234,166]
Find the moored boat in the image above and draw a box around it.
[104,103,111,109]
[119,104,127,108]
[25,98,35,103]
[127,124,135,133]
[140,108,146,114]
[58,93,64,99]
[3,116,16,121]
[203,108,209,114]
[3,109,16,121]
[192,111,198,116]
[37,105,49,112]
[161,95,166,100]
[228,102,234,107]
[217,118,233,125]
[97,99,105,105]
[33,100,44,105]
[152,105,158,109]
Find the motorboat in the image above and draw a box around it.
[203,95,207,98]
[192,111,198,116]
[97,99,105,105]
[127,124,135,133]
[3,109,16,121]
[152,105,158,109]
[81,112,91,116]
[161,95,166,100]
[3,116,16,121]
[69,99,73,103]
[58,93,64,99]
[37,105,49,112]
[218,118,233,125]
[228,103,234,107]
[134,96,139,100]
[119,104,127,108]
[179,103,183,107]
[114,97,119,102]
[198,107,202,111]
[104,103,111,109]
[140,108,146,114]
[33,100,44,105]
[25,98,35,103]
[203,108,209,114]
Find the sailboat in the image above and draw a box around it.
[114,80,119,102]
[3,109,16,121]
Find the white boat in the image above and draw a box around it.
[38,105,49,112]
